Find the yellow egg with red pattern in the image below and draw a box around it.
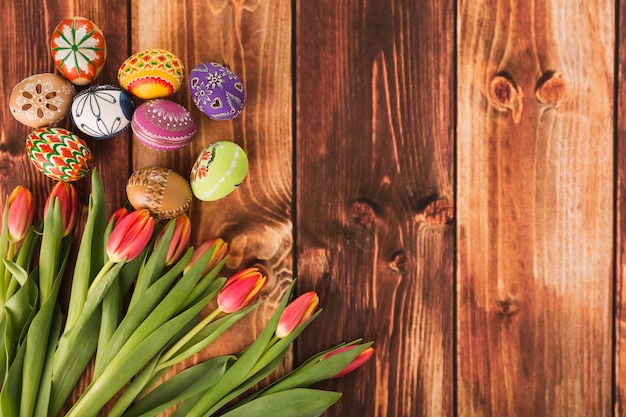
[118,49,185,99]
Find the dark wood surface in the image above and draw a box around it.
[0,0,620,416]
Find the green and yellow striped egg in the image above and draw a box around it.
[26,127,92,182]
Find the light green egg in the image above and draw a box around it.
[190,141,249,201]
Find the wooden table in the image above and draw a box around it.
[1,0,623,416]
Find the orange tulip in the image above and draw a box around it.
[45,182,78,237]
[106,209,155,262]
[322,344,374,378]
[276,291,319,338]
[217,267,266,313]
[6,185,35,243]
[155,215,191,266]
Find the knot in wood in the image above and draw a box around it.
[536,71,567,106]
[416,198,454,225]
[495,298,519,317]
[389,250,407,272]
[488,73,523,124]
[350,198,379,228]
[0,158,16,181]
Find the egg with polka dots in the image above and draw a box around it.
[190,141,248,201]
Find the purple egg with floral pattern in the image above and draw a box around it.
[71,84,135,139]
[131,99,197,151]
[188,62,245,120]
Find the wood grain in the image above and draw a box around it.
[457,1,614,416]
[296,0,455,416]
[617,0,626,414]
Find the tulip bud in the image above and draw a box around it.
[276,291,319,338]
[217,267,267,313]
[106,209,155,263]
[110,206,129,226]
[6,185,35,243]
[155,215,191,266]
[322,344,375,378]
[45,182,78,237]
[184,237,228,275]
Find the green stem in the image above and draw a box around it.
[87,259,116,296]
[2,241,15,302]
[158,308,222,366]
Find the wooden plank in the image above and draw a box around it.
[617,0,626,413]
[296,0,455,416]
[457,1,614,416]
[129,0,293,391]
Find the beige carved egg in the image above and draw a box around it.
[126,167,192,220]
[9,73,76,128]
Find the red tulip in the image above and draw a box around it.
[184,237,229,275]
[6,186,35,243]
[106,209,155,262]
[45,182,78,237]
[322,344,375,378]
[275,291,319,338]
[155,215,191,266]
[217,267,266,313]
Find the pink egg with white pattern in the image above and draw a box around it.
[131,99,197,151]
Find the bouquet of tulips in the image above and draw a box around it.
[0,167,373,417]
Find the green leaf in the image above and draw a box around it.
[127,219,175,310]
[88,167,107,274]
[48,310,101,417]
[19,249,66,417]
[1,341,25,417]
[96,276,121,367]
[123,355,233,417]
[94,249,193,375]
[106,354,161,417]
[66,167,107,331]
[38,199,63,305]
[217,388,341,417]
[180,254,227,309]
[202,345,290,417]
[64,291,217,417]
[3,227,39,303]
[3,260,28,288]
[0,199,10,303]
[54,260,125,374]
[4,277,37,368]
[32,304,62,417]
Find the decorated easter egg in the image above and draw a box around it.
[190,141,248,201]
[126,167,192,220]
[51,16,107,85]
[71,84,136,139]
[26,127,92,182]
[118,49,185,99]
[131,99,196,151]
[188,62,245,120]
[9,73,76,128]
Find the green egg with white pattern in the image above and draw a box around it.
[190,141,249,201]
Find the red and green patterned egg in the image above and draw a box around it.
[26,127,93,182]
